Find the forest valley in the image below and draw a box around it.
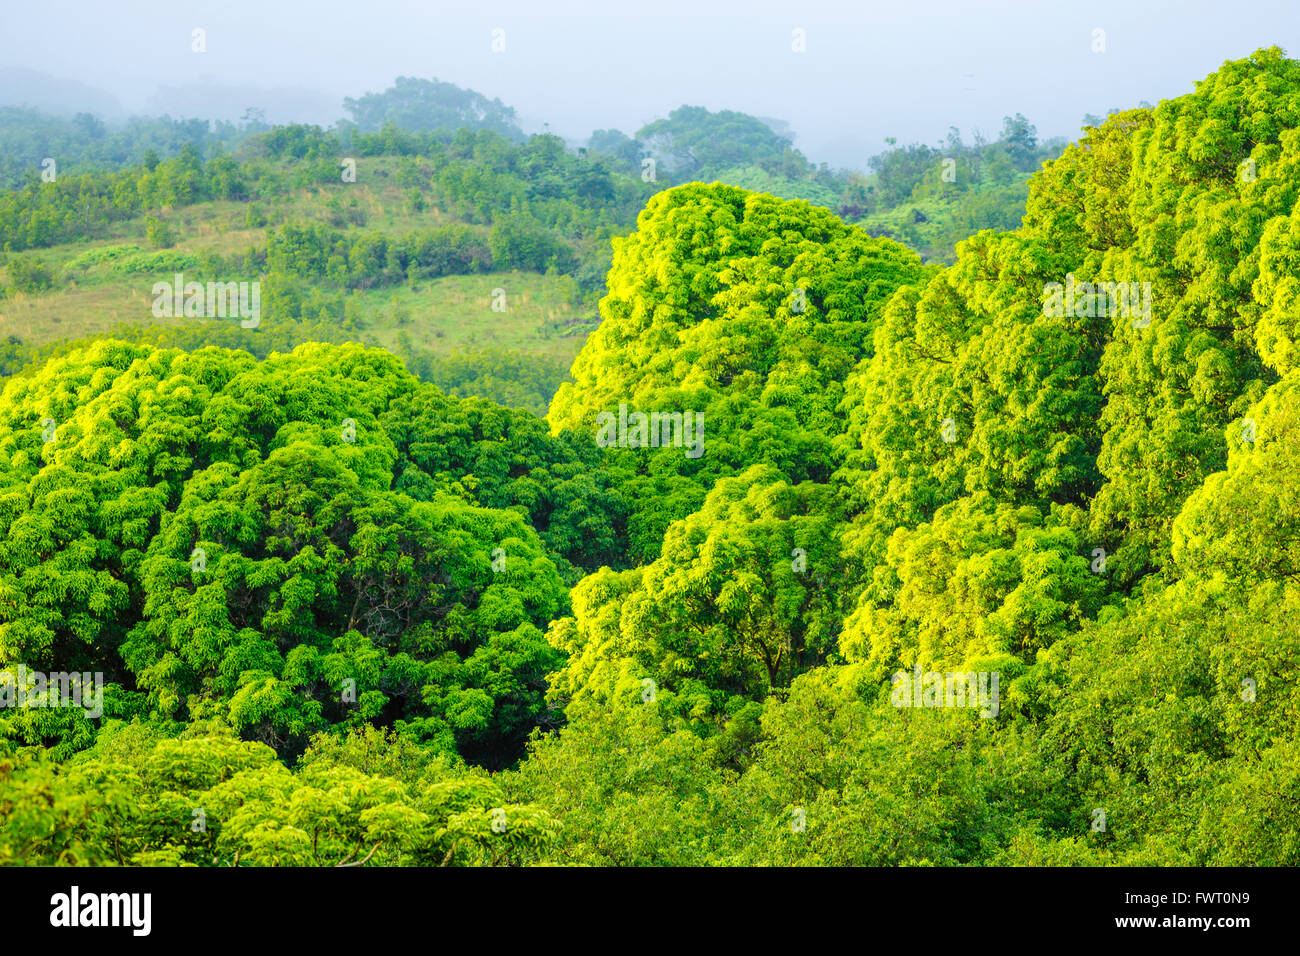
[0,48,1298,867]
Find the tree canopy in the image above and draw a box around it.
[4,49,1300,868]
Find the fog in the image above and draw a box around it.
[1,0,1296,168]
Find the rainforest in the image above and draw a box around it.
[0,31,1298,872]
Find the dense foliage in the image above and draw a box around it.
[4,51,1299,867]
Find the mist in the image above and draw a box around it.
[2,0,1296,168]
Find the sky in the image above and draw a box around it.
[1,0,1298,169]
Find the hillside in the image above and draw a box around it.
[2,49,1299,870]
[0,100,1063,423]
[0,134,632,414]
